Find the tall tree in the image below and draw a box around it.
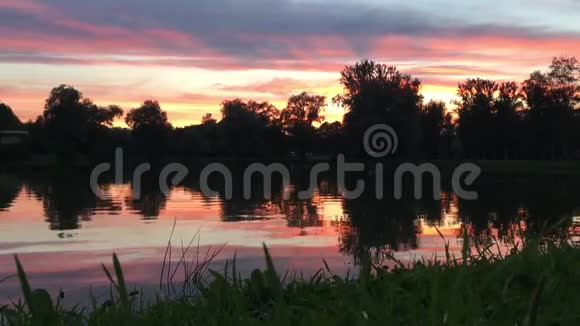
[335,60,422,157]
[420,101,454,159]
[521,56,580,159]
[494,82,523,159]
[218,99,283,156]
[125,100,172,157]
[125,100,170,130]
[42,85,123,154]
[246,100,280,125]
[280,92,325,132]
[44,85,122,130]
[455,78,497,159]
[280,92,326,156]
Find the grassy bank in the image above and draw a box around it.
[1,237,580,325]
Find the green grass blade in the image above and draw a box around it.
[524,275,546,326]
[101,263,116,287]
[462,226,470,265]
[112,253,130,309]
[262,243,282,299]
[13,255,33,314]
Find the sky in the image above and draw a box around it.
[0,0,579,127]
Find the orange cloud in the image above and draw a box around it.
[1,1,579,127]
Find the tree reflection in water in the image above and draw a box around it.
[1,169,579,265]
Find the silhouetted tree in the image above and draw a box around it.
[44,86,122,128]
[455,79,497,159]
[125,100,172,158]
[22,115,47,154]
[5,56,580,162]
[245,100,280,125]
[494,82,524,159]
[335,60,423,157]
[420,101,453,158]
[0,102,22,130]
[125,100,170,130]
[201,113,217,125]
[42,85,123,155]
[218,99,284,156]
[280,92,326,156]
[172,124,219,156]
[318,121,342,138]
[521,56,580,159]
[280,92,325,131]
[317,121,343,154]
[455,79,525,159]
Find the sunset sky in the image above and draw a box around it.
[1,0,579,126]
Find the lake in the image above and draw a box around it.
[1,165,579,304]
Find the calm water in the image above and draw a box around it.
[1,166,579,303]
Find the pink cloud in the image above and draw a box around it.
[219,78,338,98]
[1,1,579,126]
[0,0,48,12]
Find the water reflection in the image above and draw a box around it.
[124,174,168,219]
[0,174,20,211]
[18,171,122,230]
[0,168,579,264]
[456,176,576,242]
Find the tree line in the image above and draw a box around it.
[0,56,578,161]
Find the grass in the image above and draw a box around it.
[1,234,580,325]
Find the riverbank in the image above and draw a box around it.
[1,237,579,325]
[443,159,580,175]
[3,153,580,175]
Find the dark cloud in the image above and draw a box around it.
[1,0,579,65]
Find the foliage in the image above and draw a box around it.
[1,236,579,325]
[521,56,580,159]
[0,103,22,130]
[455,79,520,159]
[125,100,171,130]
[200,113,216,125]
[216,99,284,156]
[280,92,326,132]
[335,60,423,156]
[2,56,579,160]
[125,100,172,157]
[420,100,454,158]
[41,85,123,154]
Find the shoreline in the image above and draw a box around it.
[2,156,580,175]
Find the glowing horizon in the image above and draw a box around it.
[1,0,579,127]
